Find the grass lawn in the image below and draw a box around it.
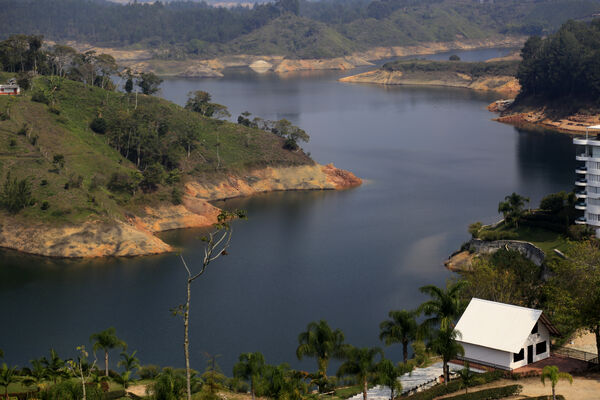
[479,223,571,256]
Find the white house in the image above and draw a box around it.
[454,298,559,370]
[574,125,600,237]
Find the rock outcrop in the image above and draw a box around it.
[445,239,545,272]
[340,69,520,95]
[0,164,361,258]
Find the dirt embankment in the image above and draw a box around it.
[492,108,600,134]
[339,69,520,95]
[0,164,361,258]
[70,36,525,77]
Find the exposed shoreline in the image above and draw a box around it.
[67,36,526,78]
[0,164,361,258]
[492,109,600,134]
[339,69,520,95]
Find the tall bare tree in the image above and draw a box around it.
[173,210,246,400]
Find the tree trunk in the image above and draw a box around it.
[402,340,408,364]
[552,385,556,400]
[443,361,448,385]
[185,279,192,400]
[251,381,255,400]
[362,377,368,400]
[105,351,109,377]
[594,325,600,359]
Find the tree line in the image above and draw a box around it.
[517,19,600,102]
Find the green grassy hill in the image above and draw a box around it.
[0,75,311,225]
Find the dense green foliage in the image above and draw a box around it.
[382,60,519,78]
[0,172,33,213]
[1,0,600,58]
[442,384,522,400]
[517,19,600,102]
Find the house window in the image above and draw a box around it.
[513,348,524,362]
[531,322,538,334]
[536,341,547,355]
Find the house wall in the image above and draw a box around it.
[458,342,512,370]
[509,322,550,369]
[458,322,551,370]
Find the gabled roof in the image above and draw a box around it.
[454,298,544,354]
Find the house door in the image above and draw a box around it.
[527,345,533,364]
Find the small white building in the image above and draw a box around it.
[454,298,559,370]
[0,84,19,95]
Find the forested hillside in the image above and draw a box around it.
[1,0,599,58]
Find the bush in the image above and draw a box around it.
[9,138,16,147]
[65,174,83,190]
[478,230,518,241]
[138,364,160,380]
[468,222,483,238]
[41,201,49,210]
[40,380,103,400]
[443,384,521,400]
[90,117,107,134]
[16,123,28,136]
[52,154,65,169]
[283,138,299,150]
[567,224,593,240]
[540,192,568,213]
[1,172,34,214]
[402,371,504,400]
[171,187,183,205]
[49,106,61,115]
[141,163,165,191]
[16,71,32,91]
[31,90,49,104]
[107,172,139,194]
[449,55,461,61]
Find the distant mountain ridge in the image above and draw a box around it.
[1,0,599,59]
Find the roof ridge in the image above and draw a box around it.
[471,297,541,314]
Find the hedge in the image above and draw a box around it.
[400,371,504,400]
[443,384,522,400]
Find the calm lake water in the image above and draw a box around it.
[0,48,577,374]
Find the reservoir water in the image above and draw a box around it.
[0,48,577,374]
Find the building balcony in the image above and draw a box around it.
[576,190,587,199]
[574,137,600,146]
[575,202,587,210]
[575,178,588,186]
[575,216,587,225]
[576,166,588,174]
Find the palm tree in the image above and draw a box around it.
[428,328,464,385]
[147,368,186,400]
[375,359,403,400]
[232,352,265,400]
[0,363,19,400]
[90,327,127,376]
[296,320,348,378]
[22,359,48,392]
[379,310,418,363]
[41,349,67,384]
[336,347,383,400]
[455,362,476,394]
[418,281,467,333]
[541,365,573,400]
[114,370,134,389]
[498,192,530,228]
[118,350,140,375]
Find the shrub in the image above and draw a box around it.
[65,174,83,190]
[442,384,521,400]
[90,117,107,134]
[468,222,483,238]
[31,90,49,104]
[52,154,65,169]
[283,138,299,150]
[40,179,48,186]
[171,187,183,205]
[40,380,103,400]
[107,172,139,194]
[0,172,34,214]
[89,174,105,190]
[165,169,181,185]
[16,71,32,91]
[49,106,61,115]
[449,55,461,61]
[402,371,504,400]
[567,224,593,241]
[138,364,160,380]
[141,163,165,191]
[478,230,518,241]
[9,138,16,147]
[41,201,49,210]
[540,192,568,213]
[16,123,28,136]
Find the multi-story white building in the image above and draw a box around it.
[574,125,600,237]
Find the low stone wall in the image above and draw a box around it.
[468,239,545,266]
